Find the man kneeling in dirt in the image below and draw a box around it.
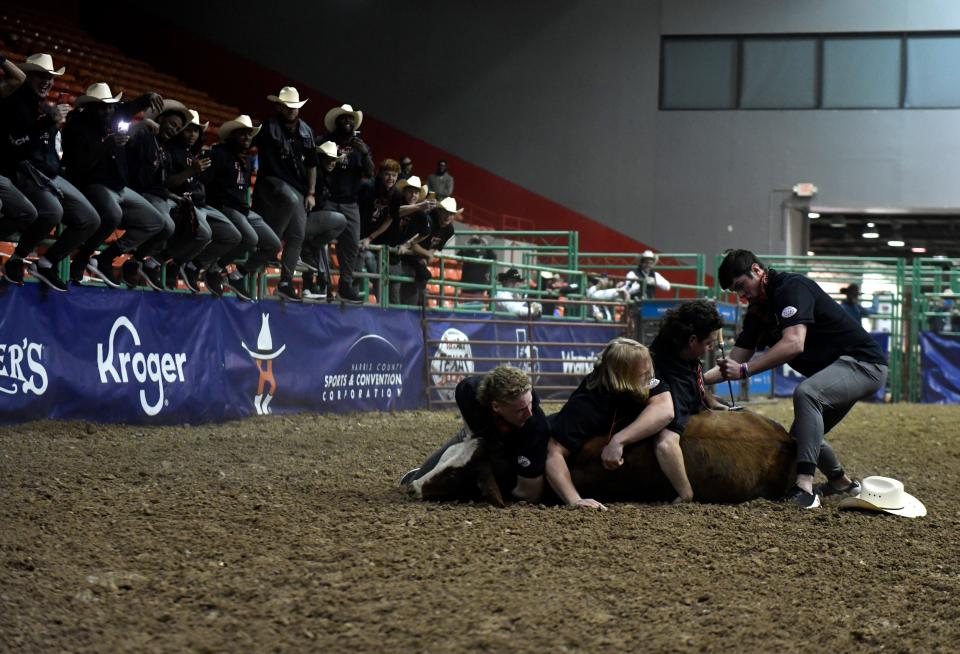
[400,365,550,503]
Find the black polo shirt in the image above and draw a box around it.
[124,124,171,199]
[319,134,366,203]
[735,270,887,377]
[455,376,549,479]
[424,212,455,252]
[166,140,207,205]
[204,143,251,215]
[649,333,704,436]
[62,102,139,191]
[358,177,393,241]
[0,85,60,178]
[549,372,646,454]
[253,115,317,196]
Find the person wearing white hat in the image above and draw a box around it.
[389,193,462,306]
[625,249,671,300]
[61,82,168,288]
[318,103,374,304]
[0,53,101,291]
[251,86,319,301]
[205,115,280,302]
[384,175,434,306]
[165,108,242,297]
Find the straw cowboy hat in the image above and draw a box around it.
[639,249,658,263]
[317,141,341,159]
[20,53,65,76]
[267,86,308,109]
[219,114,261,141]
[74,82,123,108]
[838,476,926,518]
[186,109,209,131]
[438,197,464,215]
[324,103,363,132]
[396,175,428,201]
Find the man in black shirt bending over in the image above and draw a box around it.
[705,249,888,509]
[401,365,549,503]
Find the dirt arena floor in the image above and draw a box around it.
[2,400,959,653]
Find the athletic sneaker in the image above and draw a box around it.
[295,258,318,273]
[204,270,224,297]
[29,262,68,292]
[121,259,141,288]
[815,479,862,498]
[276,281,300,302]
[179,263,200,294]
[223,272,252,302]
[337,285,364,305]
[398,468,420,486]
[783,485,821,509]
[302,271,327,302]
[86,256,121,289]
[3,257,25,286]
[70,255,90,285]
[139,263,164,291]
[163,262,180,290]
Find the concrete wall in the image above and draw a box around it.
[136,0,960,258]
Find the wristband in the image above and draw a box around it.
[739,363,750,379]
[306,191,315,197]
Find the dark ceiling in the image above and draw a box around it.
[808,213,960,260]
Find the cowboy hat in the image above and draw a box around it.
[317,141,341,159]
[396,175,428,201]
[540,271,556,280]
[324,103,363,132]
[639,249,658,263]
[74,83,123,108]
[219,114,261,141]
[148,99,191,127]
[438,196,464,215]
[186,109,209,131]
[838,476,926,518]
[267,86,308,109]
[497,268,523,284]
[20,53,65,76]
[840,283,861,295]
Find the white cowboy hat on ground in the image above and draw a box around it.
[267,86,308,109]
[838,476,926,518]
[439,197,464,215]
[640,249,658,263]
[74,83,123,108]
[219,115,261,141]
[324,103,363,132]
[21,53,65,76]
[187,109,209,131]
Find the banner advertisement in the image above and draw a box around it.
[772,333,890,402]
[919,331,960,404]
[426,313,622,402]
[0,284,424,424]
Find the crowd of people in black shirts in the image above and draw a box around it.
[0,52,462,302]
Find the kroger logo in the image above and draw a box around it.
[97,317,187,416]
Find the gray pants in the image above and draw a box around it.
[138,194,179,260]
[11,173,101,263]
[80,185,167,255]
[219,206,281,271]
[0,174,39,250]
[358,248,380,298]
[195,207,242,272]
[791,355,888,479]
[323,200,360,290]
[252,176,306,283]
[302,209,347,281]
[389,258,423,306]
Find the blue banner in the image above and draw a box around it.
[0,284,424,424]
[637,300,739,324]
[772,333,890,401]
[919,331,960,403]
[426,313,622,401]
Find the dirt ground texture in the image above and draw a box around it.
[2,401,959,653]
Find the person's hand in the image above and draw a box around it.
[146,92,164,115]
[191,156,211,174]
[350,136,370,155]
[418,199,437,211]
[304,193,316,211]
[54,103,71,125]
[109,133,129,147]
[359,237,371,250]
[573,498,607,511]
[717,357,742,380]
[601,440,624,470]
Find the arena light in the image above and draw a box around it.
[887,240,905,247]
[912,247,927,253]
[862,229,880,239]
[807,250,815,256]
[807,212,820,219]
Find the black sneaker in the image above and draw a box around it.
[337,285,364,305]
[70,255,90,285]
[163,262,180,290]
[122,259,141,288]
[139,263,164,291]
[301,271,327,302]
[815,479,861,498]
[3,257,25,286]
[295,258,318,273]
[783,485,821,509]
[179,263,200,294]
[29,262,68,292]
[87,256,121,289]
[204,269,224,297]
[398,468,420,487]
[276,281,300,302]
[223,272,252,302]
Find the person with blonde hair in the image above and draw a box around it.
[545,335,693,509]
[400,365,550,502]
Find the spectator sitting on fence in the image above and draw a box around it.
[386,175,434,305]
[425,159,454,200]
[166,109,244,297]
[459,235,498,306]
[251,86,317,302]
[205,115,281,302]
[300,141,347,302]
[357,158,401,301]
[399,155,414,180]
[496,267,542,318]
[62,82,168,288]
[587,273,628,321]
[838,283,878,324]
[626,249,671,300]
[0,53,100,291]
[540,271,580,317]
